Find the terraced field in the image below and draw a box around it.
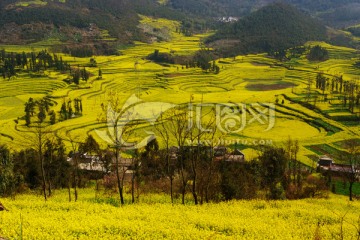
[0,16,359,166]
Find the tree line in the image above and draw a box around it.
[1,130,350,205]
[315,72,360,113]
[23,96,84,127]
[147,49,220,73]
[0,49,70,79]
[0,49,96,86]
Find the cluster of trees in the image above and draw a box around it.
[315,73,360,113]
[24,97,55,127]
[147,49,176,64]
[0,131,340,204]
[147,49,220,73]
[60,98,83,121]
[24,97,84,126]
[70,67,90,85]
[0,49,71,80]
[61,43,119,58]
[137,139,316,203]
[0,49,99,86]
[190,49,220,73]
[0,134,105,201]
[268,46,308,61]
[307,45,329,62]
[96,103,339,205]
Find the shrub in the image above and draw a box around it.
[302,174,329,198]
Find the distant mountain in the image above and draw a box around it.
[206,3,327,56]
[168,0,360,28]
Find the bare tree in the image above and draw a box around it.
[343,139,360,201]
[166,105,191,204]
[97,91,139,205]
[155,114,175,203]
[65,132,82,202]
[186,104,218,205]
[198,121,222,204]
[28,123,52,201]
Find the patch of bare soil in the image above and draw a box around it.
[246,82,296,91]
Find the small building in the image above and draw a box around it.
[67,152,105,172]
[226,149,245,162]
[213,146,227,161]
[317,155,334,170]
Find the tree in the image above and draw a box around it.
[305,78,313,102]
[97,91,139,205]
[259,146,288,200]
[79,135,100,156]
[72,68,80,85]
[130,149,141,203]
[90,58,97,67]
[154,115,175,203]
[50,111,56,125]
[65,132,82,202]
[98,68,102,79]
[0,145,16,197]
[342,139,360,201]
[284,137,303,198]
[25,103,31,127]
[44,138,70,196]
[81,67,89,82]
[28,124,52,201]
[186,104,217,205]
[37,104,46,123]
[166,106,191,204]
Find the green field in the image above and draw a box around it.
[0,189,360,239]
[0,16,359,166]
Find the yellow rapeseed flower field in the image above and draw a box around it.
[0,190,359,239]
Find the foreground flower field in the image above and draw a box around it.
[0,189,359,239]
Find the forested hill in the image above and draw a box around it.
[206,3,327,57]
[168,0,360,28]
[0,0,186,45]
[0,0,358,48]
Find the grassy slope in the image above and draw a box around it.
[0,189,360,239]
[0,16,358,166]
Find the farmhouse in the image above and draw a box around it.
[317,155,334,170]
[67,152,137,179]
[317,155,359,179]
[67,152,105,172]
[226,149,245,162]
[214,147,245,162]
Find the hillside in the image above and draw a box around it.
[168,0,360,28]
[206,3,327,56]
[0,0,189,47]
[0,0,359,48]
